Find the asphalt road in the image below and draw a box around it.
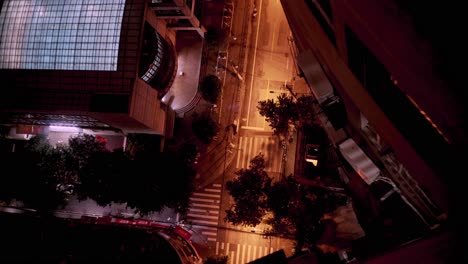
[242,0,296,130]
[191,0,299,262]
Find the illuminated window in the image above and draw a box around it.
[0,0,126,71]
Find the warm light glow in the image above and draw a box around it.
[406,95,450,143]
[49,125,81,133]
[305,158,318,166]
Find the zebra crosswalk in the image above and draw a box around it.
[216,241,278,264]
[236,136,283,173]
[187,183,222,242]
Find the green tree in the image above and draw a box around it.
[177,142,199,167]
[1,133,196,216]
[205,26,229,51]
[258,94,319,138]
[68,134,107,169]
[77,145,196,216]
[125,133,162,157]
[267,175,348,251]
[191,113,220,144]
[200,75,222,104]
[0,135,66,211]
[225,154,348,251]
[72,133,195,216]
[77,149,131,206]
[225,154,272,226]
[257,93,298,138]
[124,151,196,215]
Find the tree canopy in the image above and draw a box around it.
[225,154,271,226]
[191,113,220,144]
[1,133,196,215]
[257,94,319,139]
[200,75,222,104]
[76,134,196,215]
[1,135,68,211]
[257,93,297,137]
[205,26,229,51]
[225,154,348,250]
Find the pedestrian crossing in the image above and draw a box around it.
[236,136,283,173]
[215,241,278,264]
[187,183,222,242]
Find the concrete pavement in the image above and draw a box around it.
[163,31,204,117]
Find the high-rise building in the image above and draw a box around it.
[0,0,205,139]
[281,0,464,261]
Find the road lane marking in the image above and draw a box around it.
[241,244,246,264]
[187,219,218,225]
[187,213,219,220]
[192,225,217,231]
[246,0,264,126]
[188,208,219,215]
[236,244,240,264]
[201,231,217,236]
[212,183,222,188]
[230,250,235,264]
[193,192,221,198]
[189,197,216,203]
[247,137,253,165]
[191,203,220,209]
[240,126,265,130]
[205,188,221,193]
[247,245,252,262]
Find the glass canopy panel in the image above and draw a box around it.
[0,0,126,71]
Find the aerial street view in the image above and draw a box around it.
[0,0,465,263]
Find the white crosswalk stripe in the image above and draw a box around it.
[236,136,283,172]
[216,242,277,264]
[186,183,222,242]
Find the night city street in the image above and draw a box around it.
[0,0,465,263]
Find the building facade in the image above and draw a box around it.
[0,0,204,139]
[281,0,464,261]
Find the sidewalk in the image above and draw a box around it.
[186,0,253,191]
[176,0,248,259]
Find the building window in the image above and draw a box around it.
[305,0,335,45]
[317,0,332,21]
[345,26,449,170]
[0,0,126,71]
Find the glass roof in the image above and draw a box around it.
[0,0,126,71]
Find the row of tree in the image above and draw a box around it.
[0,134,197,215]
[255,92,354,251]
[224,154,348,251]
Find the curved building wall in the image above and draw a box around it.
[139,22,177,99]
